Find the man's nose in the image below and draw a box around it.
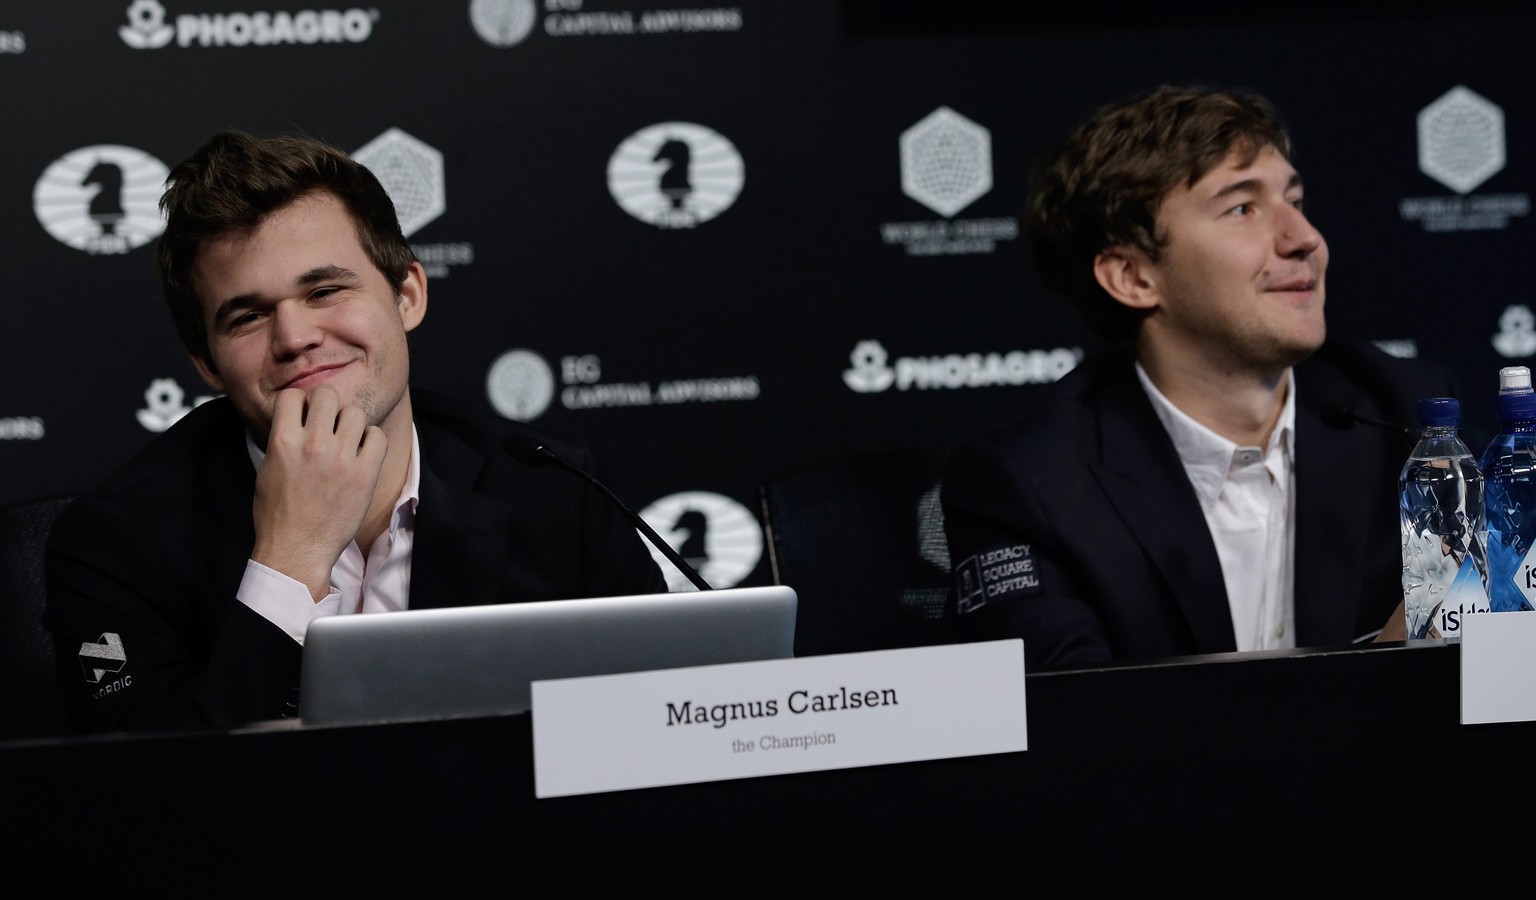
[270,302,322,356]
[1277,205,1324,257]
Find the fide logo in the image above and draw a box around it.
[486,348,556,422]
[34,145,169,254]
[607,122,745,229]
[637,491,763,592]
[352,128,445,237]
[469,0,537,47]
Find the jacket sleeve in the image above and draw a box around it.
[941,438,1115,671]
[43,494,302,734]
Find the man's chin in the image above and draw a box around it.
[1283,333,1326,366]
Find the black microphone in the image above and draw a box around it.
[504,435,714,592]
[1320,403,1413,440]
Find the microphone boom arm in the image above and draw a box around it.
[534,445,714,592]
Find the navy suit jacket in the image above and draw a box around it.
[941,340,1457,672]
[44,390,668,733]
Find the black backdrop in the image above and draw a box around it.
[3,2,1530,591]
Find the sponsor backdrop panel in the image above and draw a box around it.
[2,3,1533,596]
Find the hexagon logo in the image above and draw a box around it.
[900,106,992,218]
[1418,86,1505,195]
[352,128,446,236]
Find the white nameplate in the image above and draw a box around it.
[530,639,1027,798]
[1460,609,1536,724]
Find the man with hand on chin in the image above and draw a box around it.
[45,131,667,732]
[942,85,1453,671]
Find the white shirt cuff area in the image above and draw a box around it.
[236,559,341,645]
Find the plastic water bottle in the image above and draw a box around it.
[1399,397,1489,640]
[1480,366,1536,613]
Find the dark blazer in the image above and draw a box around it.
[44,390,668,733]
[941,340,1457,672]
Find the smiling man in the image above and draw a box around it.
[942,86,1455,670]
[44,131,667,732]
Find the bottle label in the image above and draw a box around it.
[1512,543,1536,609]
[1437,556,1491,638]
[1401,462,1490,641]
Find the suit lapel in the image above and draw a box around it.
[410,423,512,611]
[195,410,261,594]
[1088,366,1237,653]
[1292,367,1379,644]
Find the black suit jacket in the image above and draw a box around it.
[44,390,668,733]
[941,340,1457,672]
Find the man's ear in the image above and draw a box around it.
[189,352,224,393]
[397,261,428,333]
[1093,246,1161,312]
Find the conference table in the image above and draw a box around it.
[4,638,1530,886]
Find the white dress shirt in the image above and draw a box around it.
[1137,364,1297,652]
[234,426,421,644]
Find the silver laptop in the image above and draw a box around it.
[297,585,798,727]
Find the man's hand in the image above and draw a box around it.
[1374,598,1408,643]
[250,385,387,601]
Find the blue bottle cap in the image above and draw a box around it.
[1417,397,1460,427]
[1498,383,1536,424]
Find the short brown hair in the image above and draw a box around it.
[156,130,416,362]
[1028,85,1293,344]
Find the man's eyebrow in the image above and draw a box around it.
[295,264,362,287]
[1208,172,1304,203]
[210,292,262,327]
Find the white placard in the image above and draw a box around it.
[1460,609,1536,724]
[530,639,1027,798]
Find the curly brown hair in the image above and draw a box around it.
[156,130,416,364]
[1028,85,1293,345]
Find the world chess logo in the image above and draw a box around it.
[842,340,896,393]
[900,106,993,218]
[469,0,537,47]
[1494,304,1536,359]
[607,122,745,229]
[34,144,169,254]
[637,491,763,591]
[119,0,175,48]
[1418,85,1505,195]
[352,128,445,237]
[486,348,556,422]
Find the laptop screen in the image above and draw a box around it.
[296,585,798,727]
